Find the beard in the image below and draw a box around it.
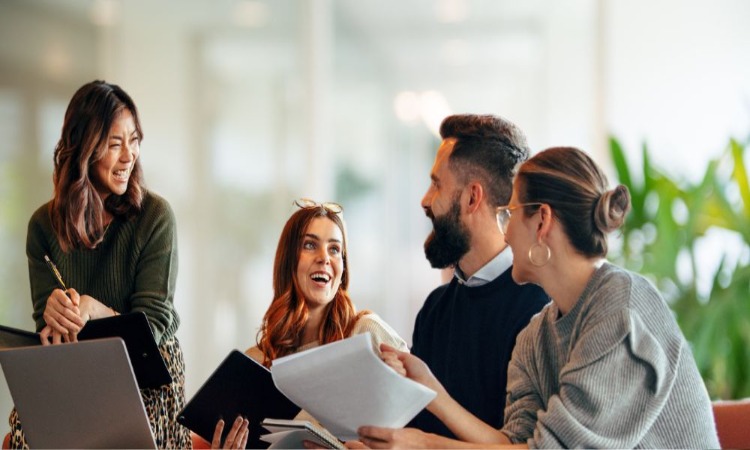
[423,197,471,269]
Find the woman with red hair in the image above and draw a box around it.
[249,198,407,366]
[212,199,407,449]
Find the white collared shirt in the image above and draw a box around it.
[454,246,513,287]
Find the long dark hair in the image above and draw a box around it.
[50,80,145,251]
[256,206,365,367]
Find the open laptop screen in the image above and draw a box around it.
[0,338,157,449]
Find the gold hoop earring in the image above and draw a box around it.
[528,242,551,267]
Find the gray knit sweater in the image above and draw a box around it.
[502,263,719,448]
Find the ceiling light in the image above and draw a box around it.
[89,0,119,27]
[233,1,269,28]
[394,91,421,124]
[436,0,469,23]
[419,91,452,137]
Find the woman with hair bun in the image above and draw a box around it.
[358,147,719,449]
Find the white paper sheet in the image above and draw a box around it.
[270,333,436,441]
[261,419,343,449]
[261,429,339,449]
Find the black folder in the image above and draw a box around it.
[177,350,301,449]
[0,312,171,390]
[77,312,172,389]
[0,325,40,348]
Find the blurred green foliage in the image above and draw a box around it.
[609,137,750,400]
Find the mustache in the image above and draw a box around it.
[424,207,435,221]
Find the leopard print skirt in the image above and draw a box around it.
[7,337,192,450]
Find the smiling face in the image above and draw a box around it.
[295,216,345,310]
[92,108,140,200]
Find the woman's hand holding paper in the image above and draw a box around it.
[379,344,445,396]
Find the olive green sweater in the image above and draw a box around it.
[26,191,180,344]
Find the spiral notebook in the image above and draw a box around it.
[261,418,344,449]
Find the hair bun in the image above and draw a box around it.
[593,184,632,233]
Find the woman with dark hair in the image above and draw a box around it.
[357,147,719,448]
[210,199,407,449]
[9,80,190,449]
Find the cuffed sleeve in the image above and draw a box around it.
[351,313,409,355]
[530,311,680,448]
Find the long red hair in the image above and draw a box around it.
[256,205,366,367]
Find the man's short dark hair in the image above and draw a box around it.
[439,114,530,207]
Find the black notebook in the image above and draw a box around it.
[177,350,301,449]
[0,312,171,390]
[77,312,172,389]
[0,325,40,348]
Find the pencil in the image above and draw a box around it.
[44,254,67,291]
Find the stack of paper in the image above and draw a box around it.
[261,419,344,449]
[179,332,436,449]
[268,332,437,442]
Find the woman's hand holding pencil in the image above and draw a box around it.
[40,255,121,345]
[40,255,84,345]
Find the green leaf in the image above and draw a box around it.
[608,134,750,399]
[610,136,634,190]
[730,139,750,220]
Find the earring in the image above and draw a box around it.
[528,242,551,267]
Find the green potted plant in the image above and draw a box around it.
[609,137,750,399]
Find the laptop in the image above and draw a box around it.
[0,312,171,389]
[0,338,157,449]
[178,350,301,449]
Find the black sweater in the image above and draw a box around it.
[409,267,549,438]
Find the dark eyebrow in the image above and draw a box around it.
[109,130,139,140]
[304,233,341,244]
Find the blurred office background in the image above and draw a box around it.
[1,0,749,416]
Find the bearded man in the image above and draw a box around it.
[409,114,550,438]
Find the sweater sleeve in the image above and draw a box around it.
[130,196,180,344]
[502,318,546,444]
[351,313,409,356]
[527,310,680,448]
[26,207,57,331]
